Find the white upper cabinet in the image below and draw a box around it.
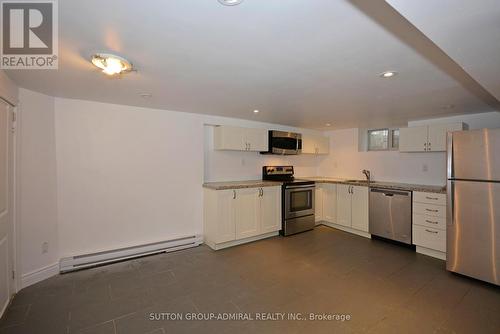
[302,134,330,154]
[399,123,465,152]
[399,126,428,152]
[214,126,268,152]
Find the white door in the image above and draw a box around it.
[214,126,245,151]
[260,187,281,233]
[336,184,351,227]
[216,190,236,243]
[235,188,261,239]
[323,184,337,223]
[351,186,369,232]
[245,128,268,152]
[427,123,462,152]
[399,126,428,152]
[315,185,323,223]
[0,101,14,315]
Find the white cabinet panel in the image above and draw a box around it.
[323,184,337,223]
[351,186,369,232]
[246,128,268,152]
[427,123,463,152]
[413,225,446,252]
[413,202,446,218]
[234,188,260,239]
[216,190,236,243]
[315,185,323,223]
[413,192,446,206]
[214,126,246,151]
[260,187,281,233]
[413,214,446,230]
[336,184,351,227]
[214,126,268,152]
[301,134,329,154]
[399,126,428,152]
[317,136,330,154]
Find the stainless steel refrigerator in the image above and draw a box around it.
[447,128,500,285]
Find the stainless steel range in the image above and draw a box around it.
[262,166,315,236]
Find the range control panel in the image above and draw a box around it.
[263,166,294,177]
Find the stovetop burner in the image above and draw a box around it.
[262,166,314,187]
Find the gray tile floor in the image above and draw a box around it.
[1,226,499,334]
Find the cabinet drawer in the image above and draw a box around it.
[413,192,446,206]
[413,213,446,230]
[413,202,446,218]
[413,225,446,252]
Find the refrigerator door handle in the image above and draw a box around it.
[447,180,454,226]
[447,132,454,179]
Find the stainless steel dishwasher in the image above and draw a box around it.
[369,188,412,244]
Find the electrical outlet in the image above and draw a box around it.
[42,242,49,254]
[422,163,428,172]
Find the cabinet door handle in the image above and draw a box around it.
[426,196,438,200]
[233,190,236,199]
[425,220,438,225]
[249,143,251,150]
[425,229,438,234]
[425,208,439,212]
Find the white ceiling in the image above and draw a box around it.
[6,0,500,129]
[386,0,500,102]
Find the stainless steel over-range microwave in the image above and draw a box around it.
[261,130,302,155]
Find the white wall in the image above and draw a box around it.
[18,89,58,277]
[54,98,322,258]
[318,112,500,186]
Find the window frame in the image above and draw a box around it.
[367,128,399,151]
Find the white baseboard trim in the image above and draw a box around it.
[320,221,371,239]
[416,246,446,261]
[205,231,279,250]
[21,262,59,289]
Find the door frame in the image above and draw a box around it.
[1,97,19,297]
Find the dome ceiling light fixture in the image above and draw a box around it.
[379,70,398,78]
[91,53,133,76]
[218,0,244,6]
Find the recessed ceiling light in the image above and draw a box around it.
[325,123,331,127]
[91,53,133,76]
[139,93,152,98]
[218,0,244,6]
[380,71,398,78]
[253,109,259,113]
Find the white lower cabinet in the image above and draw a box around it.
[315,183,369,238]
[351,186,369,232]
[315,185,324,223]
[204,186,281,250]
[234,188,261,239]
[412,191,447,260]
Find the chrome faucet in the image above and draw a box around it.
[362,169,371,183]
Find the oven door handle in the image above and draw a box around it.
[285,184,315,189]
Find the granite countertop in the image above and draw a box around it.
[203,177,446,194]
[305,177,446,194]
[203,180,283,190]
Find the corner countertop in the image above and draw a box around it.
[304,177,446,194]
[203,180,283,190]
[203,177,446,194]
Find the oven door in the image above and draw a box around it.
[285,185,315,219]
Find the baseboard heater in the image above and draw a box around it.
[59,234,203,273]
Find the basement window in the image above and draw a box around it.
[367,128,399,151]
